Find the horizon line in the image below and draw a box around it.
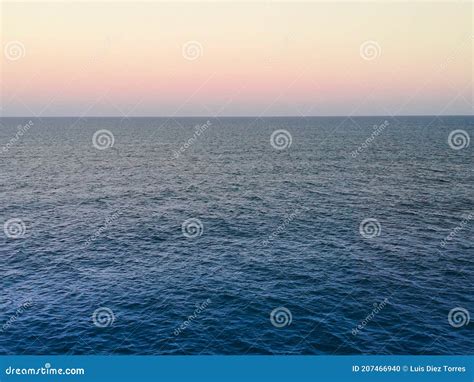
[0,114,473,119]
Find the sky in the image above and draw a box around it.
[1,1,472,117]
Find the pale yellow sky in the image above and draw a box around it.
[1,1,472,116]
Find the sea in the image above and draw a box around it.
[0,116,472,355]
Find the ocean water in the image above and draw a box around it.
[0,116,472,355]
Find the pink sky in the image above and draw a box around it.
[1,2,472,116]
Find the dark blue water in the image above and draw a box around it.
[0,116,472,355]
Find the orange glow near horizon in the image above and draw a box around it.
[1,1,472,116]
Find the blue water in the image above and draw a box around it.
[0,116,472,355]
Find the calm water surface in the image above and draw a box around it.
[0,116,472,354]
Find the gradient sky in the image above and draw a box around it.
[1,1,472,117]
